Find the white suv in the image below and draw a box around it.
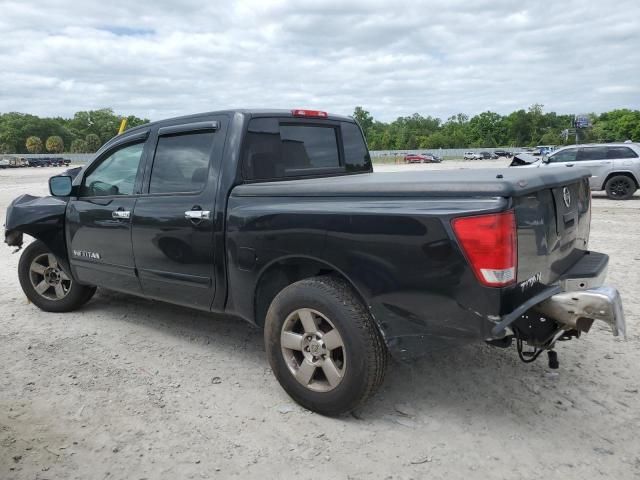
[517,143,640,199]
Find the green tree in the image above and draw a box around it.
[352,106,374,132]
[45,136,64,153]
[25,136,43,153]
[85,133,102,152]
[70,139,87,153]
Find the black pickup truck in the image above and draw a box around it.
[4,109,625,415]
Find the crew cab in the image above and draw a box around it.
[4,109,625,416]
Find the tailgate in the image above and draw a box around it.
[514,177,591,287]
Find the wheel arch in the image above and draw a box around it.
[5,194,70,275]
[253,255,370,329]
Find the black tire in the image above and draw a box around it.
[605,175,636,200]
[265,275,387,416]
[18,240,96,312]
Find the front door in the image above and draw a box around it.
[131,119,225,310]
[66,137,149,293]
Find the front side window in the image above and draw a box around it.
[577,147,607,161]
[149,131,215,194]
[82,142,144,196]
[243,119,340,180]
[548,148,577,163]
[607,146,638,159]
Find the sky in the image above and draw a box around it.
[1,0,639,122]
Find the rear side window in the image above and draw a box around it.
[243,118,371,180]
[149,132,215,194]
[548,148,577,163]
[607,146,638,159]
[577,147,607,161]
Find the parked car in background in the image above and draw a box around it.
[494,150,513,158]
[510,143,640,199]
[463,151,482,160]
[7,157,26,168]
[50,157,71,167]
[479,151,498,160]
[404,153,439,164]
[0,158,10,169]
[28,158,51,167]
[425,153,443,163]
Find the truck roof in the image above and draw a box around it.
[110,109,354,146]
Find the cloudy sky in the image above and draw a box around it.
[1,0,639,122]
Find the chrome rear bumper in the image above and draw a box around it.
[536,286,626,339]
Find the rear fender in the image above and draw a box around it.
[4,194,71,275]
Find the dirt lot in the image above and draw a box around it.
[1,162,639,480]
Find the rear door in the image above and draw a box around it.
[606,145,639,180]
[575,146,612,189]
[66,133,149,293]
[131,118,227,310]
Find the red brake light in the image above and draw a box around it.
[451,211,517,287]
[291,109,328,118]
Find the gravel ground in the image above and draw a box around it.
[1,162,639,480]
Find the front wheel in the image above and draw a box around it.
[265,276,387,416]
[605,175,636,200]
[18,241,96,312]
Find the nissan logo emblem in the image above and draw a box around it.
[563,187,571,208]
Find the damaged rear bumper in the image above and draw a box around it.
[536,286,626,338]
[491,251,626,340]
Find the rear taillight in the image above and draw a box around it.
[291,109,328,118]
[451,211,517,287]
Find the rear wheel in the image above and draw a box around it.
[18,241,96,312]
[605,175,636,200]
[264,276,387,416]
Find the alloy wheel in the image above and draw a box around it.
[29,253,72,300]
[280,308,346,392]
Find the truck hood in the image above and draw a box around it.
[232,168,590,198]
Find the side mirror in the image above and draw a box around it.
[49,175,73,196]
[542,156,551,164]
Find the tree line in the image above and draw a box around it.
[352,105,640,150]
[2,105,639,154]
[0,108,149,154]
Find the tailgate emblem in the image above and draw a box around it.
[562,187,571,208]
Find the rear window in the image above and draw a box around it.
[243,118,370,180]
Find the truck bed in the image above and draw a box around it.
[232,168,591,198]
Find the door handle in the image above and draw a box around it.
[185,210,211,221]
[112,209,131,219]
[565,163,574,167]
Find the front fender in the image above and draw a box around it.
[4,194,71,275]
